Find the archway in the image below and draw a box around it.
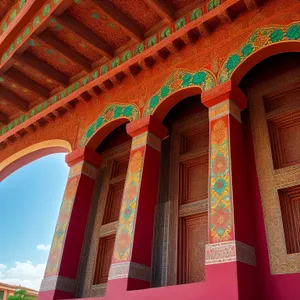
[0,140,71,181]
[143,68,215,121]
[150,85,210,287]
[219,22,300,85]
[80,103,139,149]
[0,145,70,292]
[77,119,132,298]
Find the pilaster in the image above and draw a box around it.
[202,81,257,300]
[38,147,102,300]
[106,115,168,296]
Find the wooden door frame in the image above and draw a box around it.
[75,141,131,297]
[161,111,209,286]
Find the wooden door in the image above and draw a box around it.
[247,55,300,275]
[79,142,130,297]
[167,111,209,285]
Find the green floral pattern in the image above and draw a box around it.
[190,8,202,21]
[161,27,171,39]
[176,18,186,30]
[148,36,157,47]
[208,0,220,12]
[143,69,215,116]
[219,22,300,83]
[80,104,139,147]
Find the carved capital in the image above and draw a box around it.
[202,80,247,111]
[126,115,168,140]
[65,146,102,168]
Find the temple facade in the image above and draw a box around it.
[0,0,300,299]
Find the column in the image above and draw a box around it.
[3,290,8,300]
[106,115,167,295]
[202,81,258,300]
[38,147,102,300]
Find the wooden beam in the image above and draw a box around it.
[54,15,114,59]
[93,0,144,41]
[218,9,233,23]
[5,67,50,99]
[0,112,9,125]
[15,52,69,87]
[244,0,258,10]
[0,87,29,112]
[35,32,92,72]
[143,0,175,23]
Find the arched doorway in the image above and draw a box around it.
[239,52,300,300]
[76,122,131,298]
[151,94,209,287]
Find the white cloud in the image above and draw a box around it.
[0,261,46,291]
[0,264,7,278]
[36,244,50,251]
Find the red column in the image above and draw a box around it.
[202,81,258,300]
[106,115,167,296]
[38,147,101,300]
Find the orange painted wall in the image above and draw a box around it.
[0,0,299,169]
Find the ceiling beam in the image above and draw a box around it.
[15,52,69,88]
[35,32,92,72]
[143,0,175,23]
[244,0,258,10]
[5,67,50,99]
[0,87,29,112]
[0,112,9,125]
[93,0,144,41]
[54,15,114,59]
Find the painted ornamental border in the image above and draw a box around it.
[0,0,227,139]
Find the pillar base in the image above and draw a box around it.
[38,276,75,300]
[108,261,151,293]
[37,290,73,300]
[205,241,258,300]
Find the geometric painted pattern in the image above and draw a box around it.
[143,68,216,116]
[80,103,140,147]
[209,100,241,122]
[44,160,98,277]
[218,22,300,83]
[111,148,144,264]
[40,275,75,293]
[209,117,233,243]
[205,240,256,266]
[131,131,161,152]
[45,175,79,277]
[109,262,151,282]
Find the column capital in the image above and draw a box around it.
[202,80,247,111]
[126,115,168,139]
[65,147,102,168]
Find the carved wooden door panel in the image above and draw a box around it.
[79,142,130,297]
[167,111,209,285]
[247,64,300,275]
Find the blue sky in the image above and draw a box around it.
[0,154,69,290]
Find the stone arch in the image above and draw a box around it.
[80,103,140,149]
[143,68,216,120]
[0,139,71,181]
[218,22,300,84]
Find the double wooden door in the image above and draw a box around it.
[79,142,130,297]
[153,110,209,286]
